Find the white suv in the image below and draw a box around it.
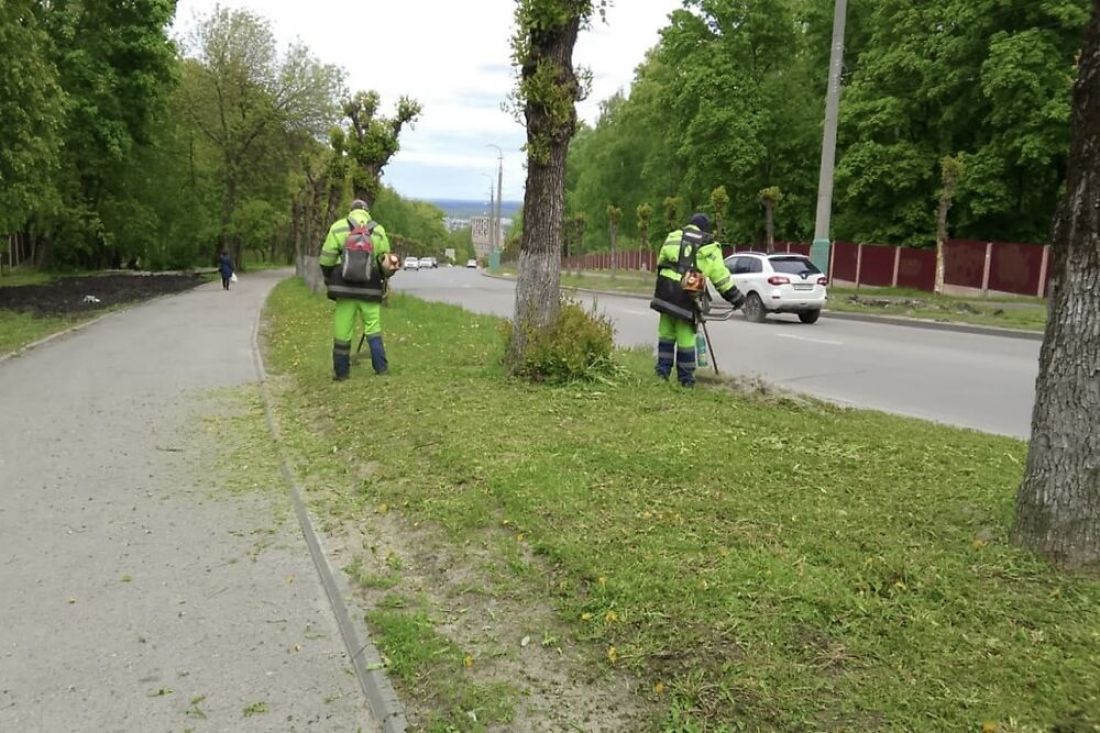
[708,253,828,324]
[403,256,420,271]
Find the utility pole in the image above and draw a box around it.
[811,0,848,275]
[480,172,495,262]
[487,144,503,256]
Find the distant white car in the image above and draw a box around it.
[421,257,438,269]
[706,252,828,324]
[465,259,478,269]
[403,256,420,271]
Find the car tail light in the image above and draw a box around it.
[817,277,829,286]
[767,276,790,286]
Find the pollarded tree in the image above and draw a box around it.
[934,156,964,294]
[636,202,653,268]
[507,0,606,367]
[607,204,622,271]
[710,186,729,242]
[759,185,783,253]
[341,91,422,208]
[662,196,681,234]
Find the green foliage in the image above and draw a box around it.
[341,91,422,205]
[835,0,1088,245]
[504,300,615,383]
[510,0,605,164]
[1,2,423,275]
[0,0,63,232]
[184,6,344,264]
[566,0,1090,248]
[447,225,477,264]
[370,188,448,258]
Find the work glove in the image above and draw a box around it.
[320,264,335,282]
[722,286,745,310]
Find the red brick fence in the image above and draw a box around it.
[562,240,1052,298]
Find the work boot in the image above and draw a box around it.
[676,346,696,388]
[655,339,675,380]
[367,335,389,375]
[333,340,352,381]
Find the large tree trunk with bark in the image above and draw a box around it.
[1012,3,1100,569]
[508,9,582,366]
[511,142,567,354]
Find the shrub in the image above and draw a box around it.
[505,299,615,383]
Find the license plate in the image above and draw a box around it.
[793,284,813,291]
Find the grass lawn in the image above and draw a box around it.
[0,269,61,287]
[0,310,85,356]
[826,287,1047,332]
[263,278,1097,732]
[490,268,1048,332]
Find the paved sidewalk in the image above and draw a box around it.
[0,271,376,731]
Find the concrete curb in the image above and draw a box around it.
[820,309,1044,341]
[480,272,1044,341]
[250,299,408,733]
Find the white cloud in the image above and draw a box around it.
[173,0,682,201]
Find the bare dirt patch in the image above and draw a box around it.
[0,272,205,316]
[325,504,660,732]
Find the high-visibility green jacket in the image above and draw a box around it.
[318,208,392,302]
[650,225,735,322]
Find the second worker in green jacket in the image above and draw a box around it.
[649,213,744,387]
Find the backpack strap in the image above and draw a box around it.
[677,230,706,274]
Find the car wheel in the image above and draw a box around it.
[798,309,821,324]
[742,292,767,323]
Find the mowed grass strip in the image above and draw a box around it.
[264,277,1098,732]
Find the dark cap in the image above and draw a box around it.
[689,213,711,234]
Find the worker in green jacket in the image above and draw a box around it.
[649,213,744,387]
[318,200,396,381]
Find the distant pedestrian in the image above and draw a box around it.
[218,250,235,290]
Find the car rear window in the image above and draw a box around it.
[770,257,821,275]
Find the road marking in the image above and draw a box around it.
[775,333,843,346]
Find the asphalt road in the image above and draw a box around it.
[0,270,375,731]
[395,267,1039,439]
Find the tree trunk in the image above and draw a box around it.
[508,9,583,368]
[764,202,775,254]
[934,178,952,295]
[218,171,237,262]
[934,240,946,294]
[511,141,567,359]
[1012,4,1100,570]
[609,223,617,278]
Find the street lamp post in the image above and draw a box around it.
[480,172,495,264]
[811,0,848,275]
[487,144,503,255]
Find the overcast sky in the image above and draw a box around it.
[172,0,683,203]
